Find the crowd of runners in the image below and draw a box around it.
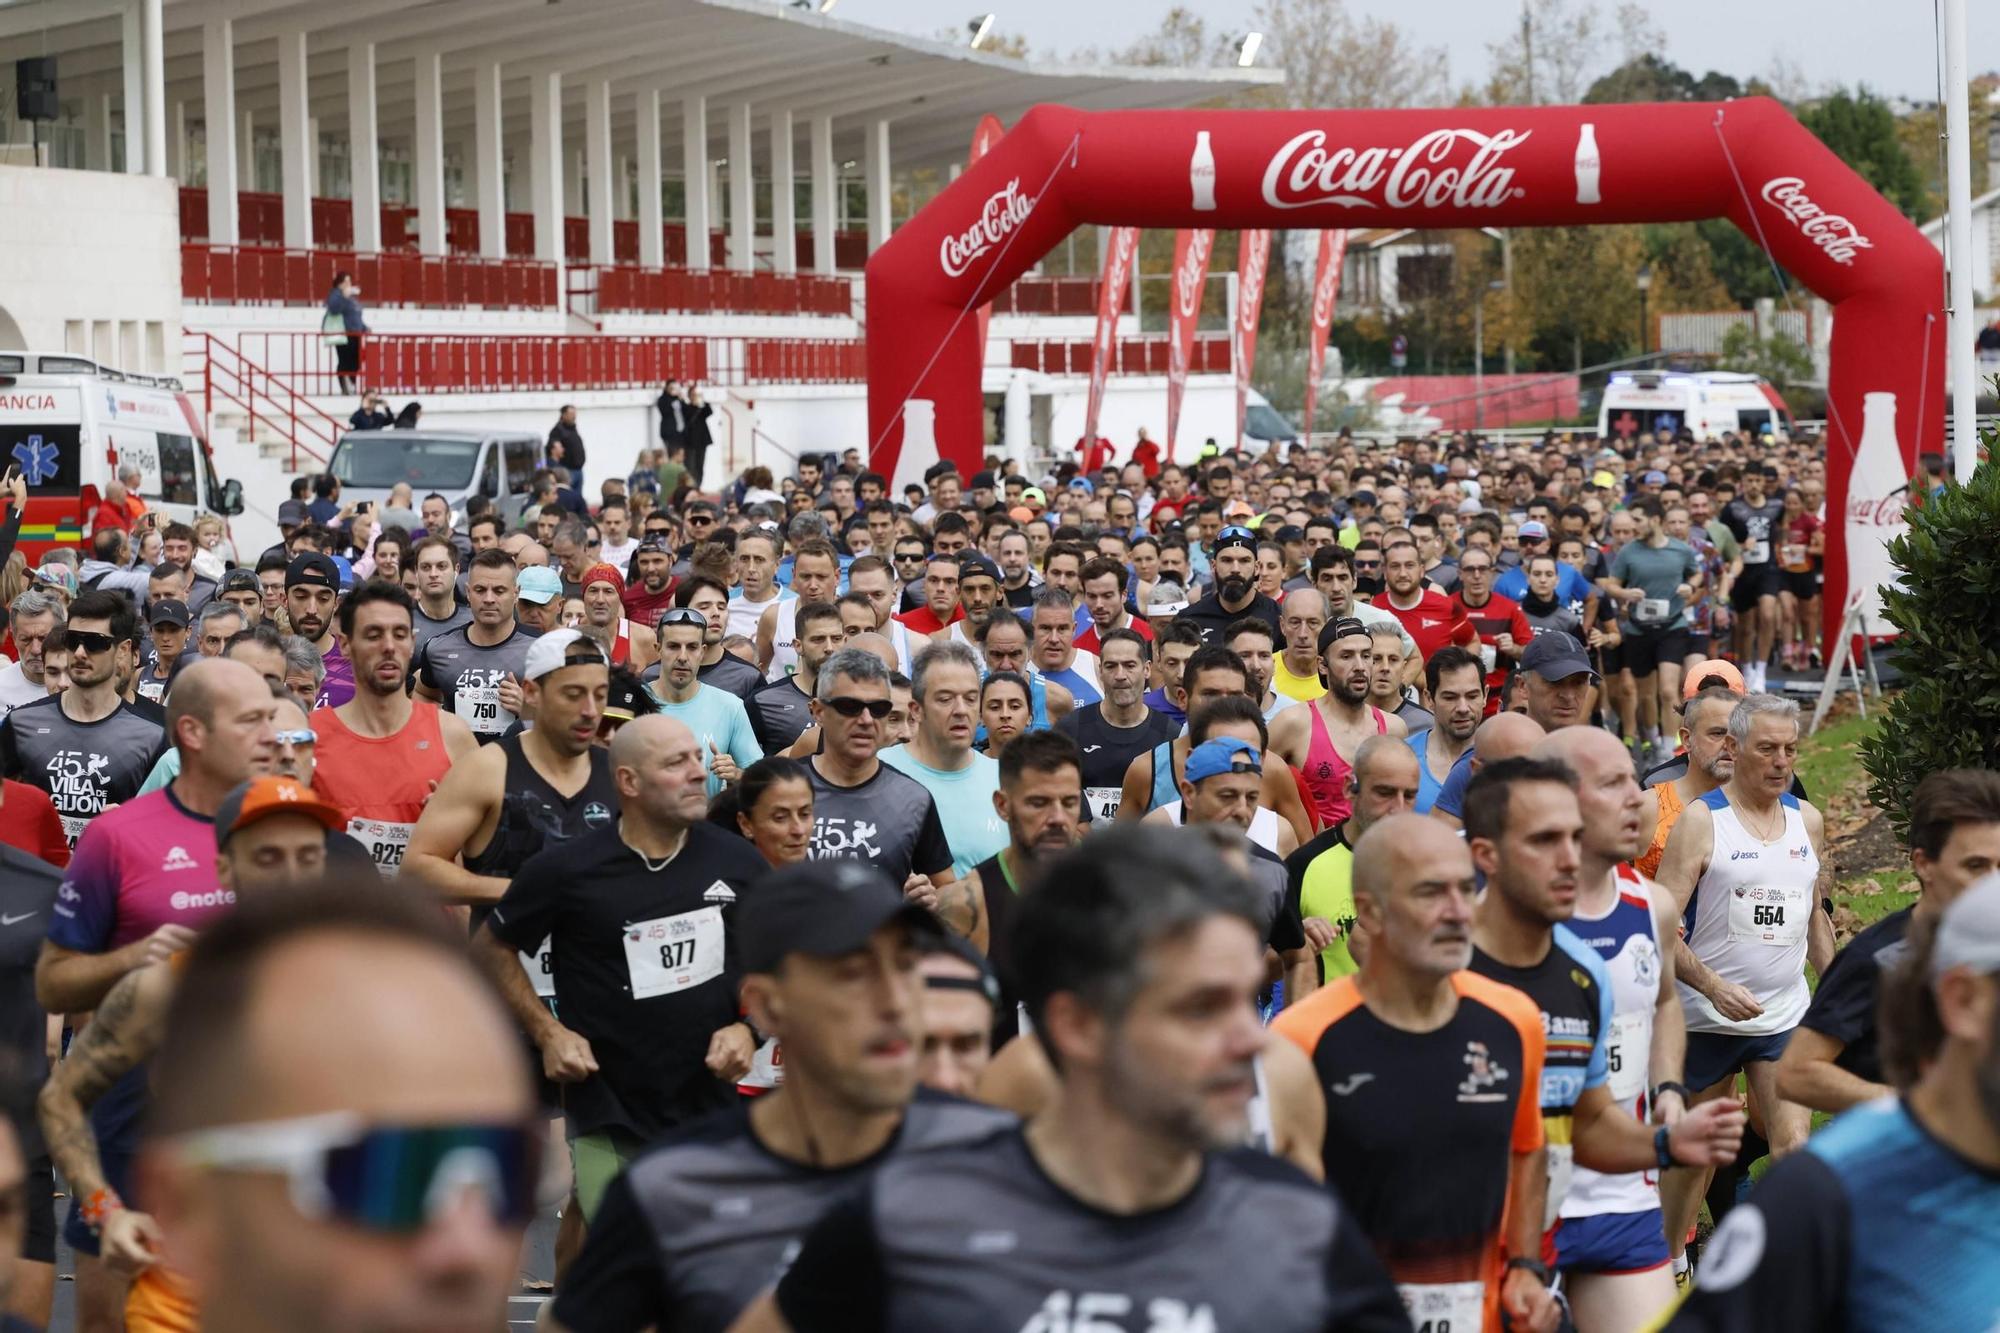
[0,422,1993,1333]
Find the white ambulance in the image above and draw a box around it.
[0,350,243,561]
[1597,370,1793,444]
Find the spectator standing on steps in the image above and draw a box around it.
[548,405,587,498]
[323,270,368,395]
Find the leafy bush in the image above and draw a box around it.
[1860,456,2000,836]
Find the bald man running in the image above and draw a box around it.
[477,713,770,1223]
[1430,710,1547,831]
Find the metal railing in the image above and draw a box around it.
[183,331,344,471]
[567,264,853,319]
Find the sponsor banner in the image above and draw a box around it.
[1261,128,1531,211]
[939,177,1035,279]
[1760,176,1873,267]
[968,115,1006,359]
[1084,226,1140,449]
[1302,229,1349,438]
[1165,227,1215,458]
[1234,229,1271,449]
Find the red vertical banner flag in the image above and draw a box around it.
[1084,225,1140,451]
[967,115,1007,363]
[1165,227,1215,461]
[1301,229,1349,441]
[1233,229,1272,449]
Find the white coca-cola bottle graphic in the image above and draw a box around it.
[1844,390,1911,619]
[1190,131,1217,211]
[1574,123,1601,205]
[890,397,943,496]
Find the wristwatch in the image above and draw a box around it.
[738,1017,766,1047]
[1654,1124,1677,1170]
[1505,1256,1552,1286]
[1651,1080,1691,1113]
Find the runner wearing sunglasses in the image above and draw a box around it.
[802,648,973,938]
[38,776,349,1333]
[310,583,478,876]
[134,881,543,1333]
[545,859,1013,1333]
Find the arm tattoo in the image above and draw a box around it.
[38,969,165,1201]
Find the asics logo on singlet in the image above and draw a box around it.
[1730,849,1760,861]
[1017,1291,1216,1333]
[161,846,200,872]
[1457,1040,1512,1103]
[169,888,235,911]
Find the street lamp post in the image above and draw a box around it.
[1636,263,1654,357]
[1474,278,1505,432]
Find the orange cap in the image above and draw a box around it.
[1682,658,1746,700]
[215,777,346,848]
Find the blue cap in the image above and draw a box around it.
[1184,737,1263,785]
[1067,476,1096,496]
[517,566,564,604]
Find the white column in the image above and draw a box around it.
[585,78,613,265]
[726,101,753,271]
[566,148,584,225]
[237,108,253,189]
[306,115,318,196]
[473,61,505,257]
[809,114,834,274]
[202,18,237,244]
[168,99,185,178]
[636,88,663,268]
[141,0,165,176]
[86,91,111,170]
[121,1,143,172]
[863,117,890,251]
[412,49,446,255]
[681,94,709,272]
[769,107,795,275]
[528,72,563,263]
[347,43,380,251]
[277,29,312,246]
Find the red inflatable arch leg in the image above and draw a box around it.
[866,98,1943,652]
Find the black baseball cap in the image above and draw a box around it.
[285,553,341,590]
[957,554,1001,586]
[220,568,261,595]
[636,536,671,556]
[969,470,997,491]
[148,598,190,629]
[1519,630,1600,683]
[1316,616,1372,655]
[276,499,307,527]
[922,933,1001,1008]
[740,860,938,974]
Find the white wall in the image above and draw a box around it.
[0,165,182,372]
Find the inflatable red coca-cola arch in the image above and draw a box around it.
[865,98,1942,650]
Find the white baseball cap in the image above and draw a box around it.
[523,629,607,682]
[1932,871,2000,977]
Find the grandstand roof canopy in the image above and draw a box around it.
[0,0,1282,168]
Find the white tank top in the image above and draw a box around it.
[1679,789,1816,1036]
[1156,801,1281,854]
[765,599,801,682]
[726,587,786,642]
[1245,1054,1275,1154]
[946,620,981,669]
[1563,864,1665,1219]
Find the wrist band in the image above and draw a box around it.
[1652,1080,1690,1112]
[1655,1124,1676,1170]
[81,1187,124,1236]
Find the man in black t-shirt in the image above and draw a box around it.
[477,712,767,1223]
[1054,628,1177,821]
[1177,525,1281,644]
[1718,467,1787,692]
[544,859,1011,1333]
[0,843,60,1325]
[1778,768,2000,1112]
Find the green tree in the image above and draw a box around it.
[1860,456,2000,836]
[1716,323,1814,389]
[1798,88,1927,220]
[1584,54,1742,105]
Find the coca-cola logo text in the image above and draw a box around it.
[1174,230,1214,318]
[940,178,1036,278]
[1845,493,1906,526]
[1262,128,1531,211]
[1312,242,1344,326]
[1760,177,1873,266]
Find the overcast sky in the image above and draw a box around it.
[833,0,1997,103]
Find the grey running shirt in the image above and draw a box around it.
[413,624,540,739]
[0,698,167,845]
[410,602,474,659]
[551,1093,1016,1333]
[804,760,954,886]
[774,1126,1410,1333]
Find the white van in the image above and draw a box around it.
[1598,370,1793,443]
[0,350,243,561]
[325,429,545,529]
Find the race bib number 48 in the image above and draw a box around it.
[622,906,725,999]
